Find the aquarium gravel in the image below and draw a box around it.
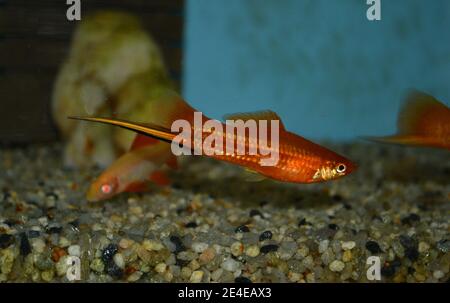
[0,143,448,282]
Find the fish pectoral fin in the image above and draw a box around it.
[123,181,151,193]
[223,110,286,130]
[242,168,267,182]
[149,170,171,186]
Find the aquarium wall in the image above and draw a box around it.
[184,0,450,140]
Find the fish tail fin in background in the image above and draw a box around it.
[363,90,450,149]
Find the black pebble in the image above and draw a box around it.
[401,214,421,226]
[343,203,352,210]
[235,276,252,283]
[259,230,273,241]
[0,234,15,249]
[328,224,339,231]
[104,261,124,279]
[3,219,17,227]
[69,219,80,229]
[399,235,419,261]
[46,226,63,234]
[332,194,343,201]
[175,258,190,267]
[298,218,310,226]
[381,259,401,277]
[19,232,31,256]
[249,209,263,218]
[259,200,268,207]
[101,244,118,263]
[170,236,186,254]
[235,225,250,233]
[365,241,383,254]
[260,244,279,254]
[185,222,198,228]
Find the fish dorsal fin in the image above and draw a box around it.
[398,90,450,136]
[224,110,286,130]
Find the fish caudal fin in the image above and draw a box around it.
[362,135,441,147]
[130,134,159,151]
[362,90,450,148]
[397,90,450,136]
[68,116,177,144]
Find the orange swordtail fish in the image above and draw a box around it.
[69,97,357,186]
[364,90,450,150]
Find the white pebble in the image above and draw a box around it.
[192,242,209,253]
[155,263,167,273]
[119,238,134,249]
[58,237,71,248]
[329,260,345,272]
[142,239,164,251]
[319,240,329,253]
[341,241,356,250]
[127,271,143,282]
[418,242,430,253]
[433,270,444,280]
[190,270,204,283]
[211,268,223,281]
[230,242,243,256]
[31,238,46,254]
[68,245,81,257]
[113,253,125,269]
[221,258,241,272]
[245,245,260,257]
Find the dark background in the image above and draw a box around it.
[0,0,184,143]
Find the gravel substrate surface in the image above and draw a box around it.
[0,143,448,282]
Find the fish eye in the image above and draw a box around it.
[101,184,113,194]
[336,163,346,173]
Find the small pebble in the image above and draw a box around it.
[190,270,204,283]
[329,260,345,272]
[192,242,208,253]
[113,253,125,269]
[235,225,250,233]
[341,241,356,250]
[221,258,241,272]
[230,242,244,256]
[235,276,252,283]
[260,244,279,254]
[365,241,383,254]
[245,245,260,257]
[68,245,81,257]
[0,234,15,249]
[319,240,329,253]
[155,263,167,273]
[259,230,273,241]
[127,271,143,282]
[142,239,164,251]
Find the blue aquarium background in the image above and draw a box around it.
[183,0,450,140]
